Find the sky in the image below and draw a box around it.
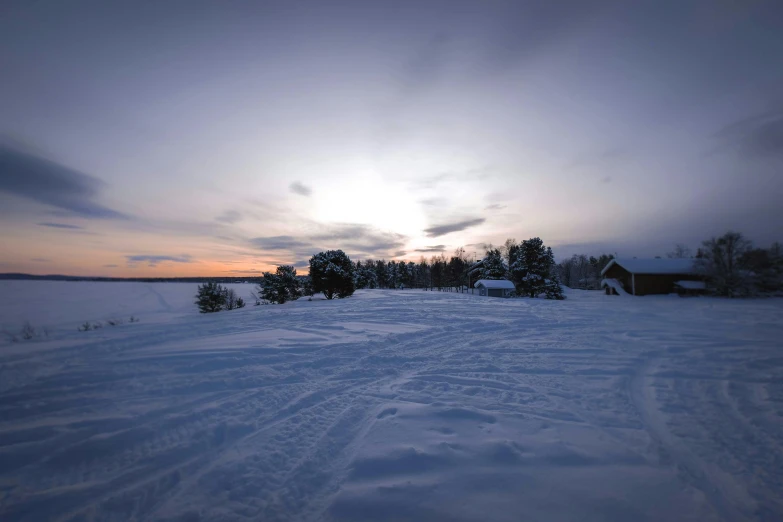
[1,0,782,277]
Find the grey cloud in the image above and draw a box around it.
[251,224,408,258]
[601,176,613,184]
[394,251,407,257]
[126,254,193,267]
[414,244,446,253]
[424,218,485,238]
[311,224,407,254]
[289,181,312,197]
[414,167,492,190]
[216,210,242,224]
[31,257,50,262]
[0,143,129,219]
[103,264,118,268]
[484,204,506,210]
[293,260,309,269]
[250,235,314,250]
[37,222,83,229]
[714,110,783,159]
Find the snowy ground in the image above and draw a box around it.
[1,283,782,521]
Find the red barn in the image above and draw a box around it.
[600,258,703,296]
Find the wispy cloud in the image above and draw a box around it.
[484,204,506,211]
[103,264,118,268]
[215,210,242,224]
[424,218,485,238]
[715,109,783,159]
[31,257,50,262]
[126,254,193,267]
[36,222,83,229]
[0,143,129,219]
[250,235,314,250]
[289,181,312,197]
[414,244,446,253]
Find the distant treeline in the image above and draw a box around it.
[0,273,263,283]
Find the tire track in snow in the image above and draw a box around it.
[629,358,752,521]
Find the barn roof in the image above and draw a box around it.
[474,279,515,289]
[601,258,697,276]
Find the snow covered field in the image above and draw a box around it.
[1,282,782,521]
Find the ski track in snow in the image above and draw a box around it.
[0,285,782,521]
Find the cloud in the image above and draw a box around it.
[103,264,118,268]
[714,110,783,159]
[413,167,493,190]
[36,222,83,229]
[31,257,50,262]
[424,218,485,238]
[126,254,193,267]
[484,204,506,210]
[293,260,309,268]
[289,181,312,197]
[250,235,314,250]
[311,223,408,254]
[414,244,447,253]
[227,268,263,273]
[215,210,242,224]
[0,143,129,219]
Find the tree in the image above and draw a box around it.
[695,231,752,297]
[741,245,783,294]
[259,265,302,304]
[309,250,355,299]
[667,244,692,259]
[224,288,240,310]
[481,248,507,279]
[195,282,226,313]
[543,248,565,299]
[509,238,550,297]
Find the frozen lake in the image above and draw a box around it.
[1,282,782,521]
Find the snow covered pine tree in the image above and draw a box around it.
[510,238,563,298]
[543,247,565,299]
[259,265,302,304]
[195,282,226,313]
[481,248,507,279]
[309,250,355,299]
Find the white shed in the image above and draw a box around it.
[474,279,515,297]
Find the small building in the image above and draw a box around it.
[674,280,707,296]
[474,279,515,297]
[600,258,703,296]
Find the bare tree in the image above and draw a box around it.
[667,244,692,258]
[696,231,752,297]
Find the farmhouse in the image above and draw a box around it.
[474,279,515,297]
[600,258,703,296]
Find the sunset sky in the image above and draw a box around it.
[1,0,782,277]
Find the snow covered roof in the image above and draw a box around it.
[674,280,706,290]
[474,279,515,289]
[601,258,697,276]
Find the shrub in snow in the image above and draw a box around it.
[79,322,93,332]
[21,321,36,340]
[224,288,241,310]
[236,297,246,308]
[259,265,302,304]
[129,316,140,323]
[544,274,566,300]
[195,282,227,313]
[309,250,355,299]
[302,276,315,297]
